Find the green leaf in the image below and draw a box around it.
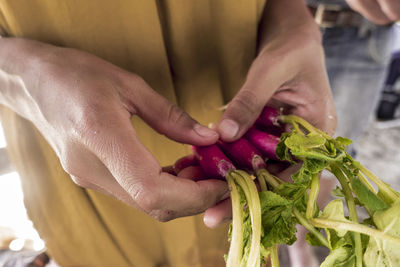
[319,229,357,266]
[351,177,388,213]
[364,201,400,266]
[332,186,345,198]
[291,166,312,184]
[374,200,400,228]
[259,191,297,248]
[283,131,345,162]
[285,132,326,150]
[320,246,355,267]
[276,133,295,163]
[260,190,291,207]
[242,210,251,251]
[319,199,350,237]
[329,229,357,250]
[289,158,327,185]
[335,136,353,147]
[303,158,328,174]
[320,230,357,267]
[361,233,370,251]
[274,182,308,212]
[305,231,326,247]
[362,217,375,227]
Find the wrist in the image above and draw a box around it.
[0,38,59,119]
[0,38,59,75]
[258,0,321,50]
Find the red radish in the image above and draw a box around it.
[218,138,266,172]
[258,125,285,137]
[192,145,235,178]
[255,106,281,128]
[245,127,280,161]
[162,165,176,175]
[173,154,199,174]
[177,166,206,182]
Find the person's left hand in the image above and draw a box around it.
[204,1,337,228]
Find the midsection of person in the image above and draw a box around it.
[0,1,264,266]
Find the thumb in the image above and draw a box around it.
[217,58,287,141]
[132,80,219,146]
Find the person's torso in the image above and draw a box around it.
[0,1,266,266]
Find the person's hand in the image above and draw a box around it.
[206,0,337,228]
[216,22,336,143]
[0,38,229,221]
[216,3,336,143]
[346,0,400,25]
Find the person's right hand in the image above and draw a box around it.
[346,0,400,25]
[0,38,229,221]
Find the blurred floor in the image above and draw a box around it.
[356,120,400,192]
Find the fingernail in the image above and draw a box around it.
[203,215,217,228]
[203,213,231,229]
[218,119,239,140]
[193,124,218,138]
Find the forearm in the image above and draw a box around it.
[258,0,320,51]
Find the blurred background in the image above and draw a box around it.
[357,23,400,192]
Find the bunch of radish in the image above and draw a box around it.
[173,107,400,267]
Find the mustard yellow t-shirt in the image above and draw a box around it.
[0,1,266,266]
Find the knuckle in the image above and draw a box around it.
[126,73,146,86]
[68,101,115,143]
[149,210,175,222]
[126,178,179,222]
[73,108,102,136]
[231,89,260,117]
[128,180,163,214]
[166,104,188,126]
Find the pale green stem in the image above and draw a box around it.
[358,164,399,204]
[311,218,400,246]
[306,174,320,219]
[293,208,330,248]
[331,164,363,267]
[357,172,377,194]
[291,121,302,133]
[226,174,244,267]
[257,173,268,192]
[280,115,331,139]
[231,171,262,267]
[270,245,280,267]
[257,169,280,188]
